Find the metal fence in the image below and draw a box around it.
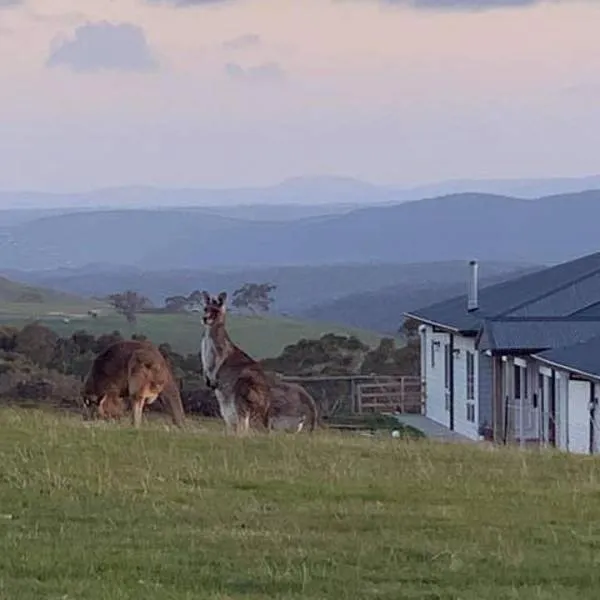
[278,374,422,419]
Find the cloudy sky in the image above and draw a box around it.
[0,0,598,191]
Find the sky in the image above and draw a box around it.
[0,0,598,191]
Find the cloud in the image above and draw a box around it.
[224,61,286,84]
[46,22,158,73]
[0,0,23,7]
[365,0,566,9]
[146,0,234,7]
[404,0,537,8]
[223,33,261,50]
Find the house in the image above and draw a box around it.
[404,252,600,451]
[531,336,600,454]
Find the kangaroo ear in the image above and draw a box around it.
[201,291,211,305]
[217,291,227,306]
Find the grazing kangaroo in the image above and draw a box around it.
[83,339,186,429]
[200,291,318,435]
[264,376,320,433]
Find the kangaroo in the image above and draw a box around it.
[200,291,270,434]
[83,339,186,429]
[200,291,318,435]
[265,377,320,433]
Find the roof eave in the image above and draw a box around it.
[403,312,460,334]
[532,355,600,382]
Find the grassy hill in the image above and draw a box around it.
[5,260,536,315]
[0,311,385,358]
[1,408,599,599]
[0,275,104,315]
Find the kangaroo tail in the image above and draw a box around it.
[162,375,186,427]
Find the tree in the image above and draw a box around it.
[399,317,420,342]
[108,290,152,324]
[164,295,189,313]
[231,283,277,314]
[14,322,59,368]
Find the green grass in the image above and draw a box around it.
[0,311,384,358]
[326,413,425,437]
[2,408,600,599]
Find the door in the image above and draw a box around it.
[568,379,591,454]
[537,372,555,447]
[513,360,538,441]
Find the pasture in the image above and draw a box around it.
[0,309,385,359]
[1,408,600,599]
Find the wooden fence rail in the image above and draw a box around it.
[356,378,423,415]
[277,374,423,417]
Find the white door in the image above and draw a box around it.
[568,380,591,454]
[537,371,556,447]
[513,360,538,441]
[424,335,450,428]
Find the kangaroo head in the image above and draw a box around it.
[201,291,227,326]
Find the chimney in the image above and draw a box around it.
[468,260,479,312]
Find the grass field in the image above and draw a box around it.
[2,408,600,599]
[0,310,385,358]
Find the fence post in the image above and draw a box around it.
[350,379,357,414]
[400,377,405,413]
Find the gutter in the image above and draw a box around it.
[403,312,461,335]
[532,355,600,384]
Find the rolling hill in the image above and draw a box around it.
[4,260,537,316]
[301,265,543,333]
[1,189,600,270]
[0,275,104,315]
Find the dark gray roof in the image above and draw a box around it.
[405,252,600,333]
[478,318,600,353]
[534,335,600,380]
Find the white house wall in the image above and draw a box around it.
[421,326,479,439]
[423,326,450,429]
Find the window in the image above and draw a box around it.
[514,363,528,399]
[466,351,475,401]
[514,364,521,399]
[466,403,475,423]
[466,350,476,423]
[431,340,436,368]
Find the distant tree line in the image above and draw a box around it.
[106,282,278,323]
[0,321,418,418]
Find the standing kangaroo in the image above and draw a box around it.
[83,339,186,429]
[200,291,319,435]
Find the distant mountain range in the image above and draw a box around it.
[2,173,600,210]
[1,188,600,270]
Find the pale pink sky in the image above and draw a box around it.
[0,0,598,191]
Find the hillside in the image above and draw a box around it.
[2,189,600,269]
[301,264,543,333]
[0,275,103,314]
[0,311,384,358]
[4,260,536,314]
[1,408,599,599]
